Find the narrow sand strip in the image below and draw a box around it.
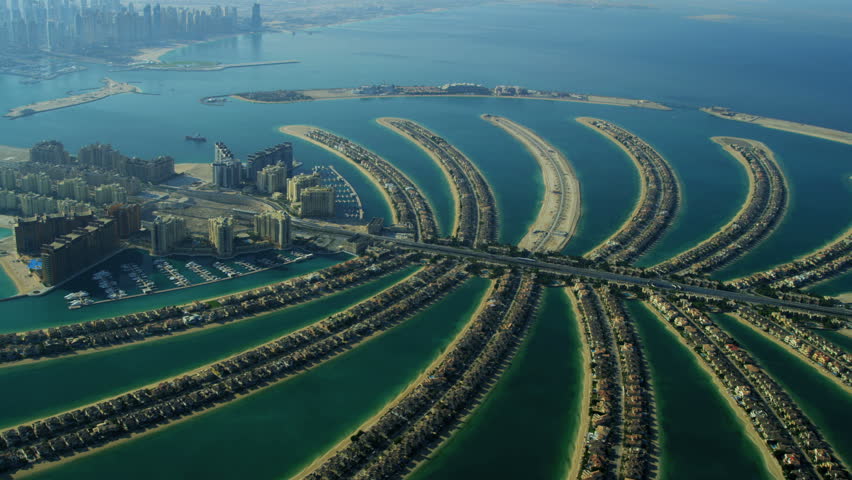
[482,115,581,253]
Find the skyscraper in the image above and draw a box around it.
[257,163,287,194]
[208,215,235,257]
[151,215,186,255]
[253,211,290,248]
[250,2,261,30]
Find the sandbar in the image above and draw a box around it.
[482,114,580,252]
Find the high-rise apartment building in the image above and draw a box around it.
[56,178,89,201]
[208,216,235,258]
[247,143,292,180]
[253,211,290,248]
[257,163,288,194]
[150,215,187,255]
[107,203,142,238]
[287,172,321,204]
[299,187,335,218]
[40,218,119,286]
[29,140,70,164]
[94,183,127,205]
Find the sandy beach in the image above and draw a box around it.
[482,115,581,252]
[0,144,30,163]
[565,289,593,480]
[279,125,400,224]
[702,108,852,146]
[643,303,786,480]
[131,44,187,63]
[12,268,431,478]
[292,276,494,479]
[730,314,852,395]
[376,117,461,237]
[175,162,214,184]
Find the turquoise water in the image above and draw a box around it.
[28,278,490,480]
[0,267,416,430]
[0,227,17,298]
[629,302,772,480]
[809,270,852,298]
[410,288,581,480]
[0,4,847,267]
[0,254,342,333]
[714,314,852,466]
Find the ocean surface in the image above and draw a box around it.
[0,3,850,478]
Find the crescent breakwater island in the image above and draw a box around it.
[377,117,498,246]
[0,256,470,477]
[124,60,299,72]
[702,107,852,146]
[296,273,540,480]
[4,78,141,119]
[646,294,850,480]
[279,125,439,242]
[577,117,681,266]
[481,114,581,253]
[650,137,789,277]
[208,83,671,110]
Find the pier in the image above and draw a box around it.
[482,114,581,253]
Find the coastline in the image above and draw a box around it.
[565,288,593,480]
[481,114,581,252]
[279,125,400,224]
[376,117,461,237]
[643,302,786,480]
[730,313,852,395]
[701,108,852,146]
[13,267,431,478]
[292,278,496,480]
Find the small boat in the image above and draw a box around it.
[185,134,207,143]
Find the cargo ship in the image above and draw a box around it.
[185,134,207,142]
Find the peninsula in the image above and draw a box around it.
[219,83,671,110]
[4,78,141,119]
[577,117,681,265]
[482,114,581,253]
[280,125,439,242]
[377,117,499,246]
[702,107,852,146]
[651,137,788,276]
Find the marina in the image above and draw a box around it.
[63,249,314,310]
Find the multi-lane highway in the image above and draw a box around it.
[292,218,852,318]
